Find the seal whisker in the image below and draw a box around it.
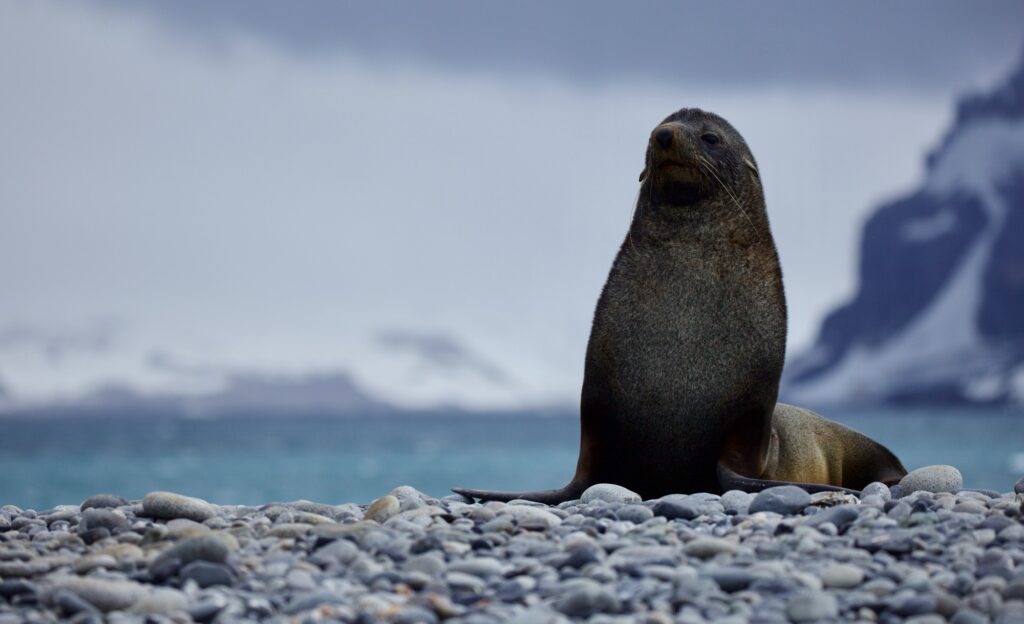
[697,155,760,239]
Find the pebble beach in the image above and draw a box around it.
[2,467,1024,623]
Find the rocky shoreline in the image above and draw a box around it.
[1,470,1023,623]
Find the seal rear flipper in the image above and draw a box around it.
[717,463,860,496]
[452,480,587,505]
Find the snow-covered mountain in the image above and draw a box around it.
[783,47,1024,407]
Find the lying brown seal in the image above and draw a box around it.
[454,108,905,503]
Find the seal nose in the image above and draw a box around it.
[654,127,673,149]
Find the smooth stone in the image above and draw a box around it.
[310,539,360,566]
[896,594,939,617]
[77,508,129,534]
[861,482,892,501]
[703,565,755,592]
[187,599,225,623]
[73,554,118,575]
[803,504,859,532]
[365,495,401,523]
[48,577,149,612]
[0,580,37,599]
[553,579,620,617]
[142,492,216,522]
[447,557,508,578]
[80,494,128,511]
[130,588,188,615]
[179,561,234,588]
[684,537,737,559]
[283,590,348,615]
[446,571,486,593]
[749,486,811,515]
[653,496,699,521]
[580,484,641,505]
[149,533,236,572]
[820,563,864,589]
[721,490,753,515]
[394,606,440,624]
[268,523,312,538]
[615,504,654,524]
[53,588,101,617]
[899,465,963,494]
[1015,476,1024,495]
[786,590,838,622]
[504,505,561,529]
[403,553,445,576]
[951,610,988,624]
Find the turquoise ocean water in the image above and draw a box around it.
[1,408,1022,510]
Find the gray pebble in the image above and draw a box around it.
[142,491,216,522]
[861,481,892,501]
[47,578,149,612]
[749,485,810,515]
[703,565,754,592]
[820,563,863,588]
[180,560,235,587]
[77,508,128,535]
[1015,476,1024,495]
[615,504,654,523]
[653,495,699,520]
[899,465,963,494]
[504,505,561,529]
[721,490,753,515]
[150,533,234,573]
[786,590,838,622]
[365,495,401,523]
[80,494,128,511]
[553,579,619,617]
[580,484,641,505]
[684,537,737,559]
[803,504,859,532]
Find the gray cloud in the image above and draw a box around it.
[377,330,509,386]
[90,0,1024,93]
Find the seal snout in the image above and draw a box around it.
[653,126,674,149]
[649,123,699,175]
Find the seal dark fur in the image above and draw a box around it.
[454,108,905,503]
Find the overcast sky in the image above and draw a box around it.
[1,1,1022,409]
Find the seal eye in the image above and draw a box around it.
[701,133,721,146]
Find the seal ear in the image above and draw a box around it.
[742,157,759,179]
[638,168,648,183]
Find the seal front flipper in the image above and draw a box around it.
[716,462,861,495]
[452,480,587,505]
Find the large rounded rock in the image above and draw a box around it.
[749,485,810,515]
[1014,475,1024,495]
[786,590,838,621]
[580,484,641,505]
[142,492,216,522]
[899,465,963,495]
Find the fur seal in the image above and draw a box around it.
[454,108,905,503]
